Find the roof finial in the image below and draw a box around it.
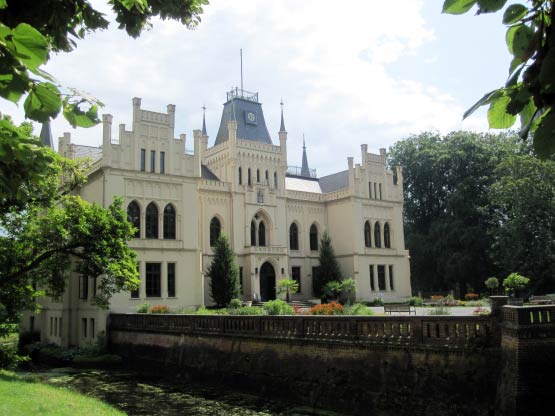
[202,105,207,136]
[301,134,310,177]
[279,99,286,132]
[240,49,244,92]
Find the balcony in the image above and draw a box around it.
[227,87,258,103]
[243,246,288,256]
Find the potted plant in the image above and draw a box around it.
[503,272,530,305]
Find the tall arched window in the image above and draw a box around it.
[274,172,278,189]
[248,168,252,186]
[364,221,371,247]
[145,203,159,239]
[374,222,381,248]
[127,201,141,238]
[257,169,260,183]
[163,204,176,239]
[384,223,391,248]
[310,224,318,251]
[238,167,242,185]
[265,170,269,184]
[251,220,256,246]
[210,217,221,247]
[289,223,299,250]
[258,221,266,247]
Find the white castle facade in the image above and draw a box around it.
[25,88,411,347]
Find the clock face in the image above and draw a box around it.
[247,112,256,122]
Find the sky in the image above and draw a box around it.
[0,0,513,176]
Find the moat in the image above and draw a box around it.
[20,367,345,416]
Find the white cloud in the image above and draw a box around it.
[0,0,492,176]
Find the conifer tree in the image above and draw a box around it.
[207,234,240,307]
[314,231,342,298]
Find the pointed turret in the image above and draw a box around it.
[202,105,208,136]
[279,99,286,132]
[40,121,54,149]
[301,136,310,177]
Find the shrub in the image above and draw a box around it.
[136,302,150,313]
[503,272,530,297]
[343,303,374,315]
[149,305,170,314]
[485,277,499,295]
[227,306,266,316]
[195,306,227,315]
[264,299,295,315]
[309,302,344,315]
[228,298,243,309]
[443,294,457,306]
[370,297,384,306]
[407,296,423,306]
[428,305,452,315]
[0,343,29,370]
[465,293,479,301]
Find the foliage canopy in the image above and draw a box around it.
[207,234,240,308]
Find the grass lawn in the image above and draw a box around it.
[0,370,125,416]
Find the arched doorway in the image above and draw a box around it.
[260,262,276,301]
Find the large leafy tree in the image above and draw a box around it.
[314,232,342,299]
[208,234,240,308]
[443,0,555,158]
[389,131,525,294]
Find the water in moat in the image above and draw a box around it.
[18,367,345,416]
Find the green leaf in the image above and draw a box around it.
[533,110,555,158]
[506,86,531,115]
[63,101,100,128]
[9,23,48,70]
[0,70,30,103]
[518,97,537,133]
[487,95,517,128]
[477,0,507,14]
[506,62,524,86]
[442,0,477,14]
[539,45,555,94]
[0,0,6,9]
[23,82,62,122]
[503,4,528,24]
[506,24,534,59]
[463,89,502,119]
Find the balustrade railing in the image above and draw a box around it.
[109,314,496,349]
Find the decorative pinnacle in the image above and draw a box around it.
[202,105,207,136]
[279,99,286,132]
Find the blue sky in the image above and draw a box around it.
[0,0,513,176]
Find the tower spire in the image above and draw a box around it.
[279,99,286,132]
[40,120,54,149]
[301,134,310,177]
[202,105,207,136]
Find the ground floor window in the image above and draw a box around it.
[312,266,320,296]
[389,265,394,291]
[377,265,386,291]
[239,267,244,294]
[82,318,87,338]
[369,265,375,291]
[146,262,161,297]
[292,266,301,292]
[90,318,95,339]
[167,263,176,297]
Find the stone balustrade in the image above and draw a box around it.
[109,313,496,349]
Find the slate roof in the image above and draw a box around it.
[74,145,102,162]
[318,170,349,193]
[201,164,219,181]
[215,97,272,146]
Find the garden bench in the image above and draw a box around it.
[529,295,554,305]
[384,304,416,315]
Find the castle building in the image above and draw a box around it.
[25,87,411,347]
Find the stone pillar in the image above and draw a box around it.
[490,296,508,319]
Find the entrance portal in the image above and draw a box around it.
[259,262,276,301]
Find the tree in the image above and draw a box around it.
[503,272,530,298]
[489,154,555,293]
[442,0,555,158]
[207,234,240,308]
[314,232,342,298]
[485,277,499,295]
[277,279,299,303]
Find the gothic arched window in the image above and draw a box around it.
[364,220,371,247]
[259,221,266,247]
[210,217,221,247]
[238,167,242,185]
[257,169,260,183]
[374,222,381,248]
[163,204,176,239]
[145,202,159,239]
[248,168,252,186]
[290,223,299,250]
[310,224,318,251]
[384,222,391,248]
[274,172,278,189]
[127,201,140,238]
[251,220,256,246]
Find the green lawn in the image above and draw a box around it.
[0,370,125,416]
